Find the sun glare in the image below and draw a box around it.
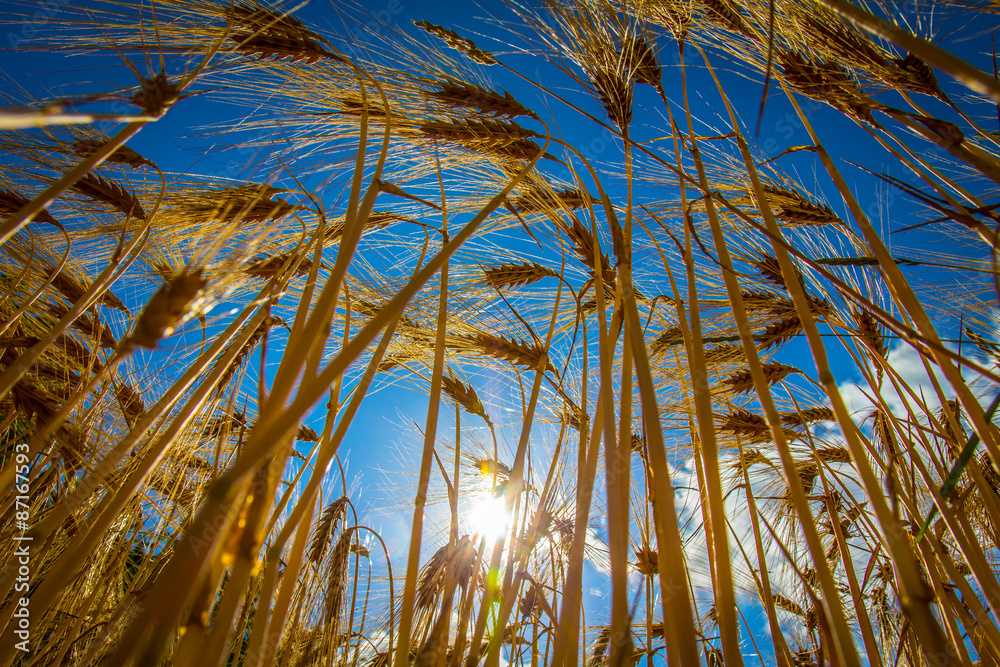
[467,495,511,544]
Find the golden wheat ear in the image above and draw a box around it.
[123,269,208,350]
[414,20,497,65]
[0,188,61,226]
[440,374,493,428]
[722,362,802,394]
[429,81,538,119]
[68,137,157,169]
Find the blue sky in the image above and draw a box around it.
[3,0,1000,663]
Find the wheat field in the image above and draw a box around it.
[0,0,999,665]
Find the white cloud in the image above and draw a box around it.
[665,337,999,639]
[837,340,992,421]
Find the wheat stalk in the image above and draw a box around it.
[3,2,998,666]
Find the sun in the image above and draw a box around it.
[466,495,511,544]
